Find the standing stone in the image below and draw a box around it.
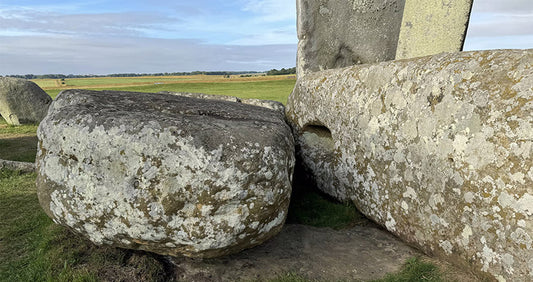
[286,49,533,281]
[395,0,474,60]
[296,0,474,77]
[0,77,52,125]
[296,0,406,77]
[37,90,295,258]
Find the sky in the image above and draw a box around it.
[0,0,531,75]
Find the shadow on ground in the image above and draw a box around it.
[0,135,38,162]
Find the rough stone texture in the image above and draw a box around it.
[158,91,241,103]
[286,49,533,281]
[240,98,285,115]
[0,159,36,174]
[296,0,405,77]
[395,0,473,60]
[0,77,52,125]
[159,91,285,116]
[36,89,295,258]
[169,224,427,281]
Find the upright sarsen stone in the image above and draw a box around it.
[287,49,533,281]
[36,90,295,258]
[395,0,474,60]
[296,0,406,77]
[296,0,474,76]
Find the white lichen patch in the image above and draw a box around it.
[286,49,533,281]
[36,90,295,258]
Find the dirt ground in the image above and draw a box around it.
[168,224,481,282]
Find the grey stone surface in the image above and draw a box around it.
[170,224,423,281]
[241,98,285,116]
[36,89,295,258]
[296,0,474,76]
[159,91,286,117]
[286,49,533,281]
[0,159,36,174]
[296,0,405,77]
[158,91,241,103]
[0,77,52,125]
[395,0,473,60]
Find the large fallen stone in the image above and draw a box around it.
[395,0,473,60]
[36,89,295,258]
[0,77,52,125]
[286,49,533,281]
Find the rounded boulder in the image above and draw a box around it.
[36,89,295,258]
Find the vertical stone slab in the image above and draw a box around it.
[296,0,406,77]
[395,0,473,60]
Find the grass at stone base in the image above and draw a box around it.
[0,167,446,282]
[0,169,172,282]
[286,166,369,229]
[0,118,38,162]
[270,257,443,282]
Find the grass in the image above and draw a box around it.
[0,118,38,162]
[373,257,443,282]
[34,74,296,103]
[286,167,368,229]
[0,169,173,282]
[269,258,444,282]
[43,79,295,103]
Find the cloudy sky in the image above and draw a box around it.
[0,0,531,75]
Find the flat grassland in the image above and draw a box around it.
[33,74,297,103]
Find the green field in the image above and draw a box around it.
[32,74,296,102]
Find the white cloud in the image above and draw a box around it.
[242,0,296,22]
[464,35,533,51]
[229,25,296,45]
[464,0,533,50]
[0,7,179,38]
[0,35,296,75]
[467,14,533,37]
[471,0,533,15]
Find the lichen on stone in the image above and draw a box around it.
[287,49,533,281]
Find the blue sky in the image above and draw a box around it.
[0,0,531,75]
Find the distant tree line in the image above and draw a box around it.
[266,67,296,76]
[2,71,266,79]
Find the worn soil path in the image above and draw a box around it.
[169,223,480,281]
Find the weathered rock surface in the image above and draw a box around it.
[287,49,533,281]
[0,77,52,125]
[158,91,241,103]
[159,91,285,116]
[296,0,473,77]
[296,0,405,77]
[0,159,36,174]
[396,0,473,60]
[170,224,437,281]
[36,89,295,258]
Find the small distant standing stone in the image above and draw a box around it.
[0,77,52,125]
